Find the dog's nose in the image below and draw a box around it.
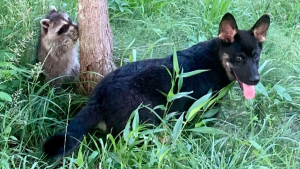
[249,76,259,84]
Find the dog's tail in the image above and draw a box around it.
[43,103,102,159]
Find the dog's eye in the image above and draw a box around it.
[236,55,243,61]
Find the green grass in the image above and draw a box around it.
[1,0,300,168]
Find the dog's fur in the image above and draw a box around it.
[37,6,79,87]
[43,13,270,159]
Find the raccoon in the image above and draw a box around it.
[37,6,79,87]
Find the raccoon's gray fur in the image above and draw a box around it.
[37,6,79,87]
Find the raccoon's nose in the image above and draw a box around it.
[249,76,259,84]
[74,25,78,30]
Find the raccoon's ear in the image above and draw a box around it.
[50,5,57,11]
[218,13,238,43]
[251,14,270,43]
[40,19,51,28]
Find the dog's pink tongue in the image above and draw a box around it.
[242,83,255,100]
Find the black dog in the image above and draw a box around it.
[43,13,270,159]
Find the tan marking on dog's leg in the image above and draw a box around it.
[98,121,107,131]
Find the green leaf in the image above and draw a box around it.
[0,51,15,61]
[107,134,117,151]
[123,104,142,140]
[186,91,212,121]
[157,89,168,97]
[282,93,292,101]
[274,84,285,97]
[249,140,262,149]
[274,84,292,101]
[173,46,179,76]
[168,91,194,102]
[127,126,145,144]
[121,39,135,66]
[249,140,271,164]
[255,82,268,97]
[188,35,198,43]
[163,66,172,79]
[120,1,128,6]
[178,69,184,92]
[0,30,13,37]
[132,109,139,130]
[201,107,220,118]
[293,65,300,74]
[123,121,131,141]
[119,6,124,12]
[0,92,12,102]
[187,127,228,135]
[195,118,217,127]
[129,54,133,62]
[0,62,20,71]
[178,69,210,78]
[9,136,18,141]
[140,128,166,135]
[5,126,11,134]
[30,162,38,169]
[0,85,7,90]
[157,146,171,164]
[132,109,140,137]
[172,113,184,141]
[88,151,99,163]
[207,82,234,108]
[132,49,137,62]
[153,105,166,111]
[164,112,178,121]
[77,142,84,166]
[216,82,234,100]
[167,90,174,100]
[142,38,167,59]
[258,60,270,73]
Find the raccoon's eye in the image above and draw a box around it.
[57,25,69,35]
[254,55,259,61]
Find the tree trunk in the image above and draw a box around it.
[78,0,116,93]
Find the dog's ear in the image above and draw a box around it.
[40,19,51,29]
[218,13,238,43]
[251,14,270,43]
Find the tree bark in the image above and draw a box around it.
[78,0,116,93]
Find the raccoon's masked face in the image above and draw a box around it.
[40,6,78,50]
